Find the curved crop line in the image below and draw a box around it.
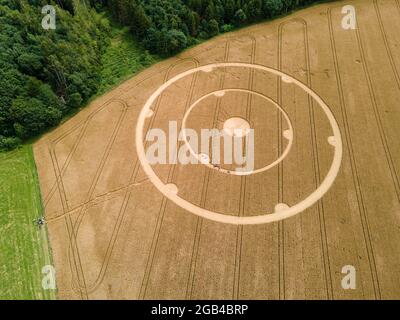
[67,101,128,295]
[49,98,129,213]
[277,20,286,300]
[184,40,232,299]
[277,17,334,299]
[354,0,400,295]
[43,57,176,206]
[48,135,88,299]
[138,57,201,299]
[46,58,196,298]
[50,100,128,297]
[300,17,334,299]
[70,58,201,296]
[233,34,257,300]
[94,58,201,296]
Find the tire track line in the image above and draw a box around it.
[277,17,333,300]
[355,5,400,201]
[298,17,333,299]
[86,59,199,296]
[43,59,174,206]
[82,58,201,295]
[48,139,88,300]
[233,35,256,300]
[70,105,129,294]
[138,58,200,299]
[67,102,127,297]
[44,123,86,205]
[47,90,166,297]
[45,98,127,207]
[374,0,400,90]
[49,123,90,299]
[46,178,150,223]
[277,21,285,300]
[41,46,219,298]
[185,41,231,299]
[328,7,380,299]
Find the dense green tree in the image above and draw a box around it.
[10,97,62,138]
[0,0,110,149]
[234,8,247,25]
[225,0,236,22]
[106,0,321,55]
[0,0,323,150]
[262,0,284,17]
[205,2,217,20]
[245,0,262,20]
[164,29,188,55]
[207,18,219,37]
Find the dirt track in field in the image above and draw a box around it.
[34,0,400,299]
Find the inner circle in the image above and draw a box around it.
[181,88,294,176]
[223,117,250,137]
[136,62,343,225]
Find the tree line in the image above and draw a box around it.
[0,0,323,150]
[102,0,324,56]
[0,0,109,149]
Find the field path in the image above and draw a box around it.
[34,0,400,299]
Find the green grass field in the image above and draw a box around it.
[0,146,56,300]
[0,23,154,300]
[97,25,159,95]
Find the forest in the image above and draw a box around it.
[0,0,323,149]
[103,0,326,55]
[0,0,109,149]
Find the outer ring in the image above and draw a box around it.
[181,88,294,175]
[136,62,343,225]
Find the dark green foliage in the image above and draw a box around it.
[107,0,324,56]
[0,0,110,149]
[0,0,325,150]
[262,0,284,18]
[207,19,219,37]
[11,97,62,138]
[0,136,21,150]
[143,26,187,55]
[234,8,247,26]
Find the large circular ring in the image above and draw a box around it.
[136,62,343,225]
